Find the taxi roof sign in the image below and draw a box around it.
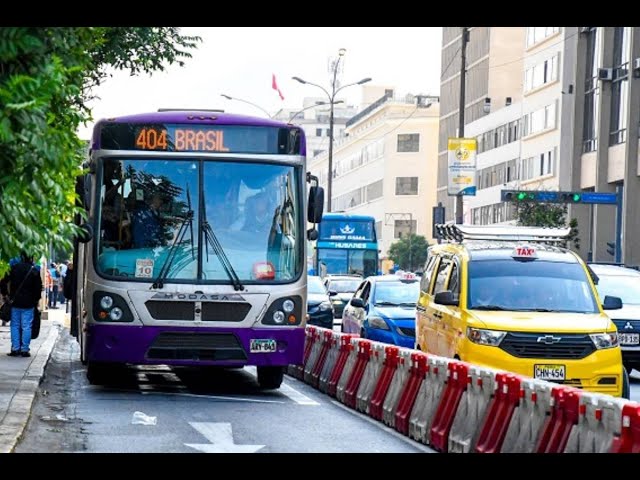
[397,272,417,281]
[512,245,538,259]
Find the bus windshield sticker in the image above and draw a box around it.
[135,259,155,278]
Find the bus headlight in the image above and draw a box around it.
[110,307,124,321]
[283,299,295,313]
[273,311,286,324]
[590,332,619,349]
[467,327,506,346]
[100,296,114,309]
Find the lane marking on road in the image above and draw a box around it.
[185,422,265,453]
[330,400,436,453]
[245,367,320,406]
[140,391,285,403]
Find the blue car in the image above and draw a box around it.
[341,274,420,348]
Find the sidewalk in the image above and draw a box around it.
[0,307,64,453]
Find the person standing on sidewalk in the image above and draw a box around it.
[0,252,43,357]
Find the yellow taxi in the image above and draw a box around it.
[416,224,628,398]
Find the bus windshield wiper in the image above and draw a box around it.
[202,192,244,291]
[375,301,400,306]
[471,305,508,311]
[152,186,196,289]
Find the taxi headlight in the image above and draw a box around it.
[369,316,390,330]
[467,327,506,346]
[590,332,619,349]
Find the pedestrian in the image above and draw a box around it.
[48,262,60,309]
[0,251,43,357]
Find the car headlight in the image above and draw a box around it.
[319,301,333,312]
[369,316,389,330]
[467,327,506,346]
[590,332,619,349]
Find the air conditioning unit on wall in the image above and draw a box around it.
[598,68,613,81]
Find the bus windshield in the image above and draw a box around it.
[317,249,377,277]
[96,158,301,283]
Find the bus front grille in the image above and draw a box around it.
[146,301,195,321]
[147,332,247,361]
[201,302,251,322]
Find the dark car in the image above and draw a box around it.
[307,275,334,329]
[342,273,420,348]
[323,275,361,319]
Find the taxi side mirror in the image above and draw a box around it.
[434,290,458,307]
[328,290,338,297]
[603,295,623,310]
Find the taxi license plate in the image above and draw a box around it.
[250,339,277,353]
[534,364,566,381]
[619,333,640,346]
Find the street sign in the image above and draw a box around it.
[447,138,477,196]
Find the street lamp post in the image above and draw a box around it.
[220,94,282,118]
[293,49,371,212]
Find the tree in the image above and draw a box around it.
[388,233,430,272]
[514,202,580,250]
[0,28,201,275]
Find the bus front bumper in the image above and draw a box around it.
[86,324,305,367]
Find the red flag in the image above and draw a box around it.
[272,74,284,101]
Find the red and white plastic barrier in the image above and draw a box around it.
[286,326,637,454]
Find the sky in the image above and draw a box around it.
[79,27,443,139]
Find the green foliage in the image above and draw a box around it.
[0,28,201,276]
[388,233,430,272]
[514,202,580,250]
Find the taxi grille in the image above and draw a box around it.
[500,332,596,359]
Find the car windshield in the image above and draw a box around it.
[374,281,420,306]
[329,279,361,293]
[468,260,599,313]
[308,277,327,295]
[594,273,640,305]
[96,158,301,283]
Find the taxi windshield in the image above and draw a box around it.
[468,260,599,313]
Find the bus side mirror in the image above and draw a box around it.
[307,186,324,224]
[77,223,94,244]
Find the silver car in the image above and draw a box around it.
[590,263,640,372]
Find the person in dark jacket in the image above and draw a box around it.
[0,252,43,357]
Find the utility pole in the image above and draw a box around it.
[455,27,470,225]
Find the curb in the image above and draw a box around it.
[0,324,60,453]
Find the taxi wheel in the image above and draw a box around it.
[622,367,631,400]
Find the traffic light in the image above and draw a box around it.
[501,190,536,202]
[607,242,616,256]
[560,192,582,203]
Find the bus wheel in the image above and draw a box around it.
[257,366,284,390]
[87,362,119,386]
[622,367,631,400]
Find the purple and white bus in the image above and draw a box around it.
[71,110,324,389]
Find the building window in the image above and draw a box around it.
[366,180,384,201]
[523,101,556,136]
[395,177,419,195]
[313,149,323,157]
[583,27,601,153]
[526,27,560,48]
[332,179,383,211]
[397,133,420,152]
[521,148,556,181]
[394,219,417,239]
[470,202,516,225]
[315,128,323,137]
[524,54,559,92]
[325,129,331,136]
[609,27,630,146]
[375,221,382,242]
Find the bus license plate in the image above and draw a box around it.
[534,364,566,381]
[619,333,640,346]
[250,339,277,353]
